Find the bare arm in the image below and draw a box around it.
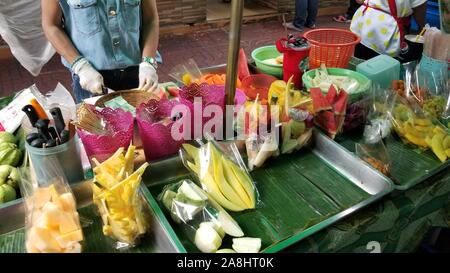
[41,0,80,64]
[412,2,427,30]
[141,0,159,58]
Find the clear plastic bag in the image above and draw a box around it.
[355,88,395,177]
[245,132,279,171]
[158,179,245,253]
[0,0,55,76]
[19,154,83,253]
[388,93,450,162]
[169,58,203,86]
[91,145,149,249]
[180,139,260,212]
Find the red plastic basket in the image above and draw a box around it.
[304,28,361,69]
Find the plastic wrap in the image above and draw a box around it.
[20,155,83,253]
[136,98,190,161]
[180,139,260,212]
[92,145,149,249]
[158,180,246,253]
[388,93,450,162]
[0,0,55,76]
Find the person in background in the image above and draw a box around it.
[333,0,361,23]
[283,0,319,32]
[41,0,160,103]
[350,0,427,60]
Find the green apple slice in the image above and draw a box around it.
[195,223,222,253]
[232,237,261,253]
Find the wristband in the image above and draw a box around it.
[71,56,85,70]
[142,56,158,70]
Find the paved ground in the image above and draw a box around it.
[0,16,347,98]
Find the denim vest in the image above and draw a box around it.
[59,0,142,70]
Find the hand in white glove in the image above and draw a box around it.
[72,58,104,94]
[138,62,159,92]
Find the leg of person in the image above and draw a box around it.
[346,0,360,19]
[354,43,380,60]
[305,0,318,28]
[293,0,308,29]
[72,73,94,104]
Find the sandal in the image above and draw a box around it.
[333,15,351,23]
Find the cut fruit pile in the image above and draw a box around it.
[92,145,149,245]
[311,85,349,139]
[182,142,256,212]
[26,184,83,253]
[161,180,261,253]
[391,104,450,162]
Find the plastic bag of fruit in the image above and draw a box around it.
[388,93,450,163]
[91,145,150,249]
[179,138,260,213]
[355,88,396,176]
[158,179,261,253]
[19,154,83,253]
[394,68,450,128]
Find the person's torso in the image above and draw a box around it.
[350,0,418,57]
[59,0,142,70]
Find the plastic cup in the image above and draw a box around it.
[26,135,84,184]
[241,74,278,101]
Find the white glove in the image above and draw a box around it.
[138,62,159,92]
[72,58,104,94]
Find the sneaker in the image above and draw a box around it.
[283,22,304,32]
[305,24,316,29]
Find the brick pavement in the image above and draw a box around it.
[0,17,347,98]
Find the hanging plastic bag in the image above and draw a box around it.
[0,0,55,76]
[20,154,83,253]
[92,145,149,249]
[158,179,250,253]
[180,139,260,212]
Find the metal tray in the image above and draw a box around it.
[141,130,394,253]
[0,182,181,253]
[335,133,450,191]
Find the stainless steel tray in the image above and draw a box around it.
[141,130,394,253]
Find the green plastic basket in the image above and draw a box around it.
[251,45,283,79]
[302,68,372,102]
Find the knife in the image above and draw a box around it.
[49,107,66,134]
[22,105,39,127]
[35,119,51,141]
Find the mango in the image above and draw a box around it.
[431,134,447,162]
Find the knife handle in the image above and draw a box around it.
[22,105,39,127]
[49,107,66,134]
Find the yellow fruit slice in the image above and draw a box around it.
[446,149,450,157]
[223,159,256,208]
[210,146,248,209]
[200,170,246,212]
[443,135,450,149]
[182,144,200,164]
[222,158,252,208]
[415,118,432,126]
[404,133,428,148]
[124,145,136,175]
[415,125,432,133]
[431,134,447,162]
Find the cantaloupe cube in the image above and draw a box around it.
[33,188,52,209]
[28,226,62,253]
[56,229,83,248]
[59,212,79,234]
[63,242,82,253]
[26,240,41,253]
[58,193,76,212]
[39,202,63,229]
[49,184,60,201]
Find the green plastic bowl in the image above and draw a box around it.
[302,68,372,102]
[251,45,283,79]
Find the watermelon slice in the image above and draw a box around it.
[326,85,338,105]
[333,89,348,115]
[238,48,251,81]
[310,88,332,113]
[314,111,338,138]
